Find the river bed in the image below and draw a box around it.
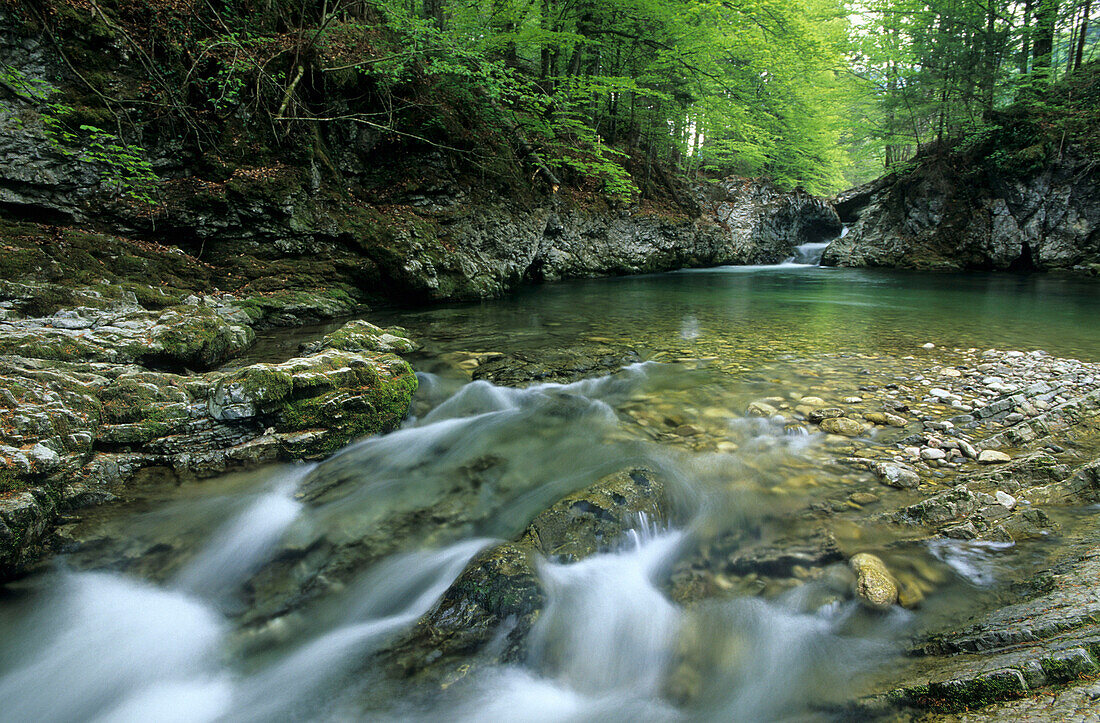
[2,265,1099,721]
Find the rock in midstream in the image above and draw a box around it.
[820,417,865,437]
[381,467,668,683]
[850,553,899,610]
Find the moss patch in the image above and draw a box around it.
[278,357,418,457]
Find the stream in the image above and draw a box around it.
[2,265,1100,721]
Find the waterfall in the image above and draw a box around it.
[784,224,848,266]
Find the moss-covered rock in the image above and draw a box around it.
[0,324,418,579]
[519,468,666,560]
[145,305,254,369]
[384,467,668,683]
[273,351,418,457]
[301,319,419,355]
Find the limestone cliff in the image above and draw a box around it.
[822,151,1100,272]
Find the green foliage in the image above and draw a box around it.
[1,65,158,204]
[844,0,1100,182]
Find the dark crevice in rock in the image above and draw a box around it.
[1008,239,1036,272]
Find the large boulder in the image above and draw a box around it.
[0,320,418,579]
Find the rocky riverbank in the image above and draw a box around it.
[822,152,1100,273]
[0,278,419,577]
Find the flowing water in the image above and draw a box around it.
[3,265,1100,721]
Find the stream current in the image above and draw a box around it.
[2,264,1100,721]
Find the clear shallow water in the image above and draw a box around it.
[2,266,1100,722]
[373,266,1100,365]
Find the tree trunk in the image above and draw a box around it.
[1020,0,1034,73]
[982,0,998,114]
[1033,0,1059,75]
[1076,0,1092,71]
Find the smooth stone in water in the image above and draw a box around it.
[874,462,920,490]
[746,401,778,417]
[819,417,864,437]
[808,407,845,423]
[850,553,899,609]
[920,448,946,461]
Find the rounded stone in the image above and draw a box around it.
[978,449,1012,464]
[850,553,898,609]
[746,401,778,417]
[819,417,865,437]
[808,407,845,423]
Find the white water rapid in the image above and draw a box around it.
[0,362,950,721]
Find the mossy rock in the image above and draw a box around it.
[302,320,419,355]
[899,669,1028,711]
[146,305,255,369]
[98,374,192,424]
[520,468,667,560]
[383,468,668,683]
[276,356,418,457]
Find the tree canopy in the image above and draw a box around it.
[8,0,1098,200]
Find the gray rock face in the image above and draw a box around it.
[822,153,1100,271]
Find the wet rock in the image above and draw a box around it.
[472,347,641,386]
[0,341,418,578]
[519,468,667,561]
[383,468,668,681]
[300,320,419,355]
[978,450,1012,464]
[820,417,865,437]
[895,485,980,526]
[850,492,880,505]
[850,553,898,609]
[722,528,844,578]
[864,411,907,427]
[957,439,978,459]
[746,401,779,417]
[874,462,920,490]
[809,407,845,423]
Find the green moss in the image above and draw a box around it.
[124,283,188,309]
[19,286,77,317]
[0,468,27,495]
[0,333,101,362]
[99,377,188,424]
[278,360,417,456]
[903,671,1028,712]
[148,306,250,369]
[236,366,294,404]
